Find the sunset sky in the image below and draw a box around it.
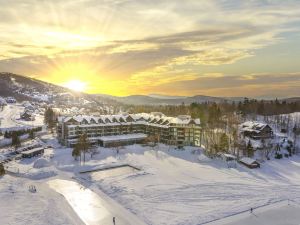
[0,0,300,97]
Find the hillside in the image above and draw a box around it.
[0,72,114,105]
[0,72,72,101]
[1,72,299,106]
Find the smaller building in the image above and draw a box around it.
[239,157,260,169]
[20,111,35,121]
[240,121,273,140]
[21,147,44,158]
[5,97,16,104]
[219,153,237,162]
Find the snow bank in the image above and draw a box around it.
[24,170,57,180]
[33,158,51,168]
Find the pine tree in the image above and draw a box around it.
[4,131,9,139]
[29,129,35,139]
[11,131,21,150]
[247,140,254,157]
[219,133,229,153]
[0,164,5,176]
[44,108,55,132]
[72,144,81,161]
[77,133,90,164]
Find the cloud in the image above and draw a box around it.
[140,73,300,97]
[0,0,300,96]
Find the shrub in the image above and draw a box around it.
[275,153,283,159]
[0,164,5,176]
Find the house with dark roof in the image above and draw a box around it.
[20,111,35,121]
[240,121,273,140]
[239,157,260,169]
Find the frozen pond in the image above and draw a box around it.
[88,165,139,181]
[48,179,110,225]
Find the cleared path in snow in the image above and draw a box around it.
[48,179,147,225]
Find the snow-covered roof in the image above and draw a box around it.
[239,157,258,165]
[223,153,237,159]
[59,113,200,127]
[21,147,44,155]
[240,121,270,133]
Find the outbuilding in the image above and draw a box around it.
[219,153,237,162]
[239,157,260,169]
[20,111,35,121]
[21,147,44,158]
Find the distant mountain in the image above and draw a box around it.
[0,72,103,104]
[148,94,187,99]
[0,72,121,106]
[0,72,69,101]
[280,97,300,103]
[1,72,299,106]
[109,94,246,105]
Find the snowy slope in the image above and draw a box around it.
[2,136,300,225]
[0,104,44,130]
[0,175,84,225]
[79,145,300,225]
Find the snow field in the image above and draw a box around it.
[1,133,300,225]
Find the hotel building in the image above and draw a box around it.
[57,112,201,147]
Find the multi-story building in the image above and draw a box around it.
[57,112,201,147]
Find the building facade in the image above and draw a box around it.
[240,121,273,140]
[57,112,201,147]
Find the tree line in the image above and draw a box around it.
[127,99,300,121]
[2,127,42,139]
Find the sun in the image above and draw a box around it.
[64,80,87,92]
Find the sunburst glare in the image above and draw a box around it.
[63,79,87,92]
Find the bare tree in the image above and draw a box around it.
[262,139,274,160]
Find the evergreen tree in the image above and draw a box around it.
[72,144,81,161]
[29,129,35,139]
[219,133,229,152]
[11,131,21,149]
[247,140,254,157]
[208,103,222,126]
[0,164,5,176]
[44,108,55,132]
[77,133,90,164]
[4,131,9,139]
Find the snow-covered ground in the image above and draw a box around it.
[0,104,44,130]
[0,175,83,225]
[207,200,300,225]
[1,133,300,225]
[80,145,300,225]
